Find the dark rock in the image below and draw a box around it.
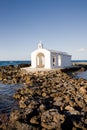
[41,109,64,129]
[17,63,31,68]
[0,66,87,129]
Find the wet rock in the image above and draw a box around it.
[3,78,8,84]
[17,63,31,68]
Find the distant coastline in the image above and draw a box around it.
[72,60,87,62]
[72,60,87,65]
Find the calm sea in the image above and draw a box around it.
[76,71,87,79]
[72,60,87,79]
[0,60,87,114]
[0,60,31,66]
[0,83,23,114]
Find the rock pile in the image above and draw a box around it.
[0,66,87,130]
[0,64,30,84]
[0,65,21,84]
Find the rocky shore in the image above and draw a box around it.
[0,65,87,130]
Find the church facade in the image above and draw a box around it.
[31,42,72,69]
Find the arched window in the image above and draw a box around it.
[36,53,45,68]
[58,55,61,66]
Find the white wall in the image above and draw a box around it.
[50,53,58,68]
[31,48,71,69]
[31,48,51,69]
[50,52,71,68]
[61,55,72,67]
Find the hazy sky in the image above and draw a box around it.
[0,0,87,60]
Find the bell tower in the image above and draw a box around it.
[38,41,43,49]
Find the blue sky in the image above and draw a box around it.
[0,0,87,60]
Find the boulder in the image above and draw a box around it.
[41,109,64,129]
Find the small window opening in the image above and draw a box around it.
[53,56,56,66]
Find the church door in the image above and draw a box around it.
[36,53,45,68]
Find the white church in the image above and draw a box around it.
[31,41,71,69]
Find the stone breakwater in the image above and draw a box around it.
[0,65,87,130]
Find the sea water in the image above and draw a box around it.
[76,71,87,79]
[72,60,87,79]
[0,83,23,114]
[0,61,30,114]
[0,60,30,66]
